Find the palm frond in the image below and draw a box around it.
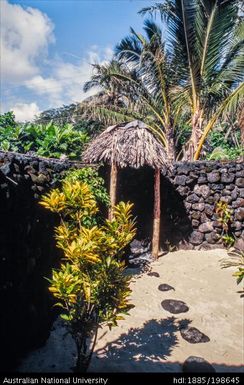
[194,82,244,159]
[200,0,239,84]
[139,1,176,20]
[83,103,166,145]
[86,105,138,125]
[115,35,142,64]
[140,1,200,109]
[143,19,162,41]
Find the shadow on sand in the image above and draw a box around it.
[90,317,188,372]
[89,317,243,373]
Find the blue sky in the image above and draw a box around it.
[1,0,155,120]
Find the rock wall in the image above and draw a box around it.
[0,151,84,371]
[0,151,243,369]
[164,161,244,249]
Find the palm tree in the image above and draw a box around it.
[83,20,183,161]
[140,0,244,160]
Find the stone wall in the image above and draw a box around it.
[0,151,243,369]
[164,161,244,249]
[0,151,84,371]
[116,161,243,250]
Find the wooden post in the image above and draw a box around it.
[108,161,118,220]
[152,168,161,259]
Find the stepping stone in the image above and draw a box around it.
[161,299,189,314]
[183,356,215,373]
[180,327,210,344]
[158,283,175,291]
[148,272,160,278]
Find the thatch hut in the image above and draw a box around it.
[82,120,168,258]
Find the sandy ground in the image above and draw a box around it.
[19,249,243,373]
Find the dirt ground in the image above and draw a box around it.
[19,249,244,373]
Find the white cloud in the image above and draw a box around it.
[25,75,62,95]
[1,0,54,83]
[61,46,113,102]
[24,75,63,106]
[11,102,40,121]
[24,46,113,106]
[1,1,114,119]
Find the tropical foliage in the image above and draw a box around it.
[63,167,110,227]
[140,0,244,159]
[36,104,103,138]
[63,167,110,207]
[207,129,243,160]
[82,0,244,161]
[215,200,235,248]
[83,22,181,161]
[0,111,89,160]
[221,247,244,288]
[2,2,243,161]
[40,179,136,371]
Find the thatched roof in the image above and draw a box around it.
[82,120,168,169]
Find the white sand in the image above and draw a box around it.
[19,249,244,373]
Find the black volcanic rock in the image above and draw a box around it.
[183,356,215,373]
[148,272,160,278]
[207,172,220,183]
[158,284,175,292]
[161,299,189,314]
[180,327,210,344]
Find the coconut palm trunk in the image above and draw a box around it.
[239,104,244,149]
[109,161,118,220]
[152,168,161,259]
[183,109,203,160]
[165,126,176,162]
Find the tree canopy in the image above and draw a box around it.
[82,0,244,161]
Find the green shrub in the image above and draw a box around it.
[63,168,110,227]
[0,112,25,152]
[215,201,235,248]
[63,168,110,207]
[206,131,243,160]
[0,111,16,128]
